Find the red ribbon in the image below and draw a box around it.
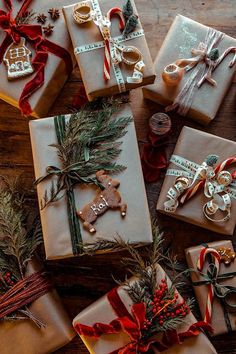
[141,131,168,183]
[75,287,211,354]
[0,271,53,318]
[0,0,73,115]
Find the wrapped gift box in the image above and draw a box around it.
[185,240,236,336]
[0,0,76,118]
[156,126,236,235]
[63,0,156,101]
[29,104,153,260]
[0,259,75,354]
[73,264,217,354]
[143,15,236,125]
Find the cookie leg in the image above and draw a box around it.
[119,203,127,217]
[83,221,96,234]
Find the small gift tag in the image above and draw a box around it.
[3,38,34,80]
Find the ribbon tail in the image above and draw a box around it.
[66,188,83,255]
[42,38,73,75]
[18,37,73,115]
[127,60,145,84]
[19,50,48,115]
[15,0,33,20]
[3,0,13,12]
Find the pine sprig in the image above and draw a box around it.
[37,99,132,210]
[107,225,195,340]
[16,11,36,25]
[0,177,42,280]
[0,176,43,325]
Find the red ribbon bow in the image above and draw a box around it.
[75,287,211,354]
[0,0,73,115]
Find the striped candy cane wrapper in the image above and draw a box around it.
[181,156,236,204]
[185,240,236,336]
[103,8,125,80]
[196,247,221,325]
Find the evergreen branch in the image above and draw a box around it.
[16,11,36,25]
[39,99,132,209]
[0,177,43,279]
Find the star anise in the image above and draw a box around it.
[37,13,47,24]
[48,8,60,20]
[43,23,54,36]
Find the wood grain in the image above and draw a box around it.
[0,0,236,353]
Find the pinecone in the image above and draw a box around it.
[43,23,54,36]
[48,8,60,20]
[37,13,47,24]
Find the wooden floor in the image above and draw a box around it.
[0,0,236,353]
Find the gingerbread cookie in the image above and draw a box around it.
[77,170,127,233]
[3,37,34,80]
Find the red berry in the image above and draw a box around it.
[159,320,164,326]
[153,308,157,313]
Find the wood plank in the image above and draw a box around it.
[0,1,236,353]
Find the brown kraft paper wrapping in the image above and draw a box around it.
[0,258,75,354]
[29,104,153,260]
[142,15,236,125]
[73,264,217,354]
[156,126,236,235]
[185,240,236,336]
[62,0,156,101]
[0,0,76,118]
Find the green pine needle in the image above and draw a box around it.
[39,99,132,209]
[0,177,42,280]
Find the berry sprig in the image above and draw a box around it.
[142,278,190,331]
[0,271,16,290]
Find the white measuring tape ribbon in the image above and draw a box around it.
[164,154,236,222]
[73,0,145,93]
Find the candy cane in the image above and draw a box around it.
[103,38,111,80]
[215,46,236,68]
[197,247,221,324]
[180,157,236,204]
[103,7,125,81]
[107,7,125,31]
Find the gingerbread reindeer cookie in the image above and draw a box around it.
[77,170,127,233]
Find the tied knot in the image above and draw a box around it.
[0,271,53,327]
[73,2,145,86]
[164,155,236,223]
[0,11,20,43]
[191,42,208,62]
[75,286,210,353]
[93,14,111,40]
[165,27,236,116]
[194,246,236,331]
